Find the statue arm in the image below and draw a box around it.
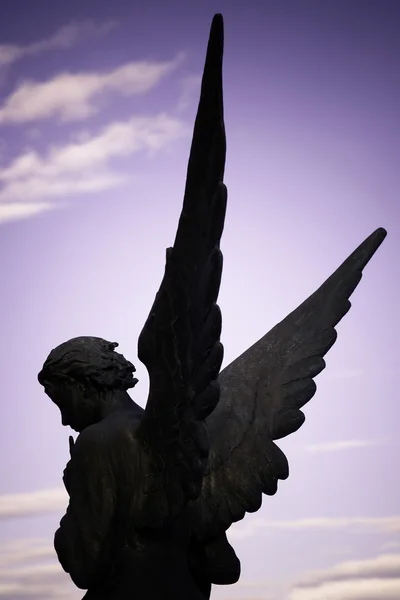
[54,427,116,590]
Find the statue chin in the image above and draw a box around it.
[69,424,81,433]
[61,415,85,433]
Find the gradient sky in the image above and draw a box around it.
[0,1,399,599]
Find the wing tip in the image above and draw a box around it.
[367,226,387,248]
[183,11,226,195]
[211,13,224,28]
[322,226,387,296]
[206,14,224,64]
[355,227,387,269]
[374,226,387,237]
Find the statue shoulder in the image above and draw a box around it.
[74,420,116,456]
[74,409,141,461]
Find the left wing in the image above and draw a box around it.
[135,14,227,525]
[190,227,386,541]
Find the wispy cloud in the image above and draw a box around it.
[0,488,67,519]
[305,440,377,453]
[0,112,187,222]
[1,537,277,600]
[1,539,398,600]
[0,202,55,224]
[0,21,117,69]
[0,539,79,599]
[4,484,400,556]
[291,578,400,600]
[0,55,183,124]
[229,515,400,540]
[177,74,202,111]
[0,113,186,186]
[0,539,55,568]
[296,554,400,587]
[290,553,400,600]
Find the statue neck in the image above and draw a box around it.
[100,389,139,419]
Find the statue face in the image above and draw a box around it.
[43,376,100,432]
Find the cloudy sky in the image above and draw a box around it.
[0,0,399,599]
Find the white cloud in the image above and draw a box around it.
[290,578,400,600]
[4,484,400,559]
[229,516,400,540]
[0,539,79,599]
[0,113,187,221]
[305,440,376,453]
[177,74,202,111]
[290,554,400,600]
[0,539,55,566]
[296,554,400,586]
[0,21,117,68]
[0,538,399,600]
[0,55,183,124]
[0,113,186,185]
[0,202,55,224]
[0,488,67,519]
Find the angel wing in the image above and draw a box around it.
[135,14,227,525]
[190,227,386,541]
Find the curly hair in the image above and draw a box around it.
[38,336,138,391]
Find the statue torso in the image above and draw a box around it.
[79,406,210,600]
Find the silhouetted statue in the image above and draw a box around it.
[38,13,386,600]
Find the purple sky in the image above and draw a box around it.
[0,1,399,599]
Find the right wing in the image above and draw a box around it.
[190,227,386,541]
[134,14,227,527]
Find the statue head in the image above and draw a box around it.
[38,336,138,432]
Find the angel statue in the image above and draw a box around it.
[38,13,386,600]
